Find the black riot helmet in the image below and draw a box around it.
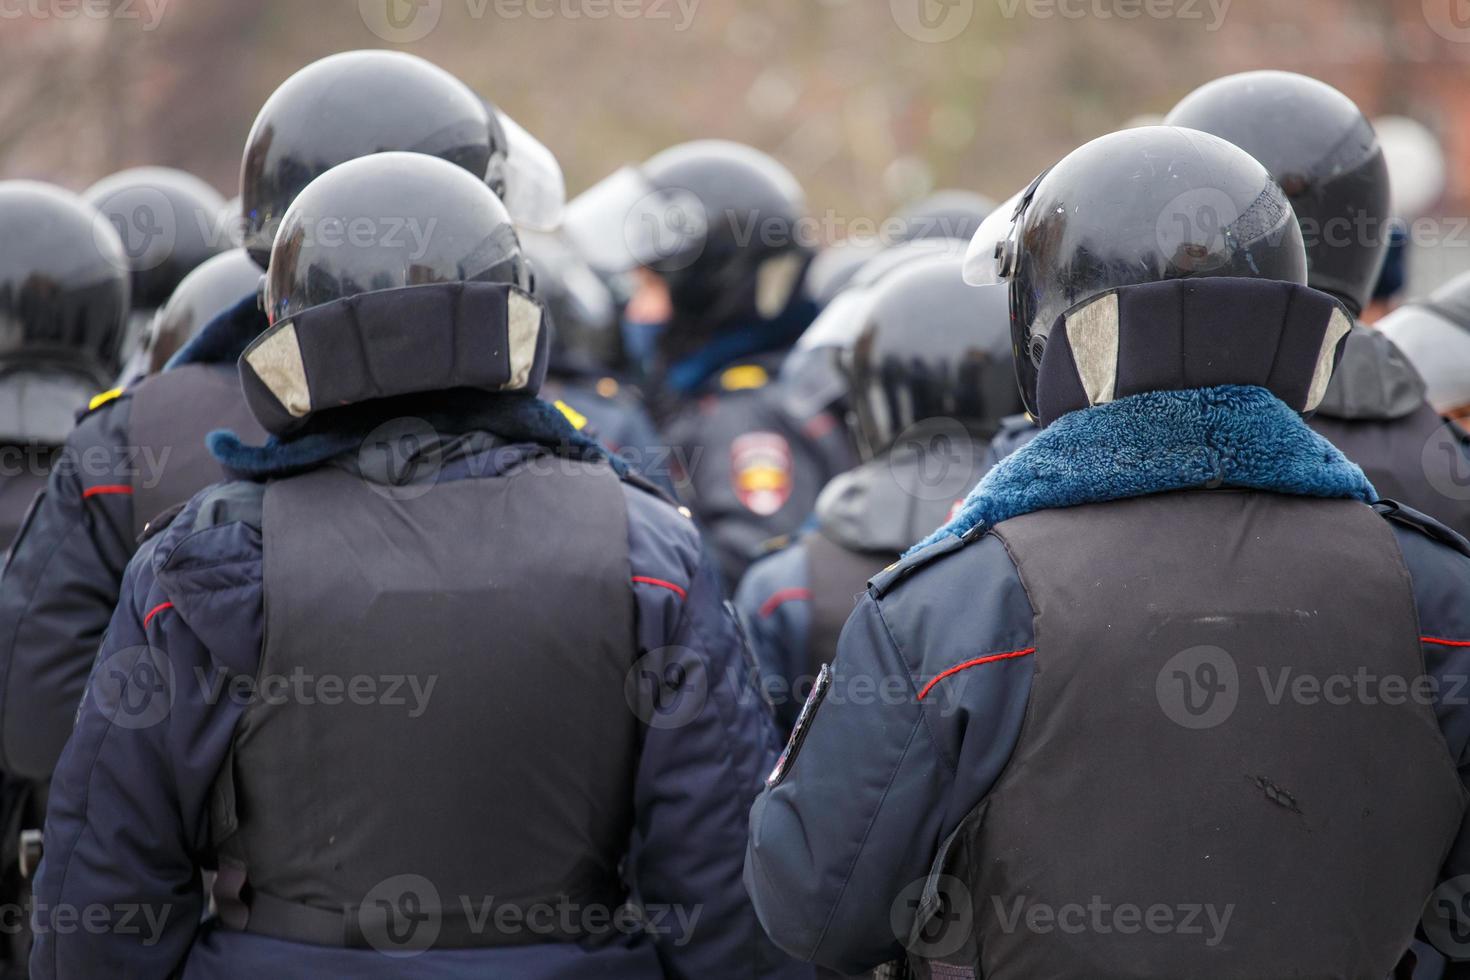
[520,229,619,375]
[845,254,1020,459]
[564,140,810,331]
[0,181,131,376]
[124,248,261,379]
[1165,71,1390,317]
[240,50,495,269]
[966,126,1307,419]
[889,190,996,245]
[244,153,543,435]
[82,167,228,311]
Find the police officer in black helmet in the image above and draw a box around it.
[0,49,562,789]
[0,181,129,980]
[0,183,130,554]
[83,166,228,382]
[1166,70,1470,539]
[566,141,854,589]
[521,230,669,489]
[736,252,1021,735]
[746,126,1470,977]
[32,151,804,980]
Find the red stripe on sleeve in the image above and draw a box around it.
[82,484,133,498]
[917,647,1036,701]
[1422,636,1470,648]
[632,576,687,599]
[142,602,174,628]
[758,587,812,619]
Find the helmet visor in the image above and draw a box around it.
[488,110,566,233]
[563,166,709,276]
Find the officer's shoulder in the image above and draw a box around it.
[868,527,982,598]
[1374,499,1470,560]
[73,384,134,426]
[188,480,267,534]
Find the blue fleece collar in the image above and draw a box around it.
[165,293,265,370]
[911,385,1377,553]
[207,391,626,480]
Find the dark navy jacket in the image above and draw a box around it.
[744,385,1470,975]
[735,437,989,734]
[0,297,265,783]
[32,431,809,980]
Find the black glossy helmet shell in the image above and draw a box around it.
[241,50,493,269]
[845,254,1021,458]
[82,166,228,312]
[1003,126,1306,417]
[0,180,131,376]
[137,248,261,376]
[889,190,996,245]
[1165,71,1390,317]
[263,152,526,324]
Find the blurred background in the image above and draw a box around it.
[1,0,1467,294]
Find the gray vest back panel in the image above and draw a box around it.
[225,457,637,947]
[927,491,1465,979]
[128,364,267,541]
[802,529,890,677]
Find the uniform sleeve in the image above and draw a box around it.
[744,534,1035,975]
[621,487,809,980]
[31,511,263,980]
[1393,521,1470,959]
[0,404,138,781]
[733,545,812,735]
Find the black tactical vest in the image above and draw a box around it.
[212,457,639,950]
[910,490,1466,979]
[127,364,268,540]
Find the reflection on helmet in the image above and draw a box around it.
[845,254,1021,459]
[995,126,1306,418]
[133,249,261,378]
[264,154,528,324]
[1165,71,1390,317]
[241,50,494,268]
[0,181,131,378]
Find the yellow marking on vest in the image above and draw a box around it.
[87,387,123,411]
[720,364,769,391]
[554,399,589,430]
